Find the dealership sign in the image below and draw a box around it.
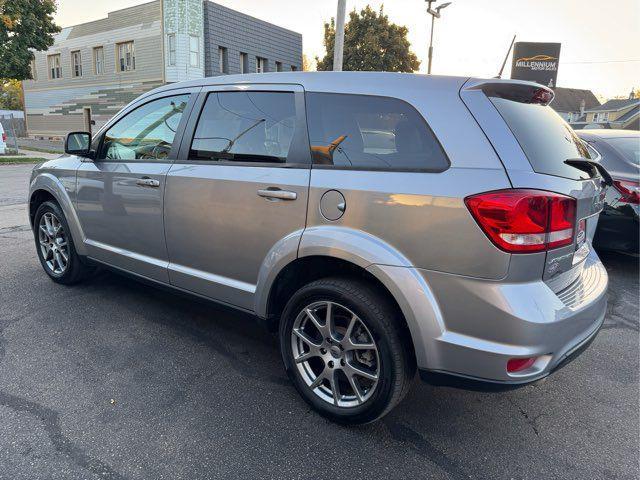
[511,42,561,87]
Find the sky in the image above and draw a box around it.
[54,0,640,99]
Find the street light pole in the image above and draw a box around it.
[426,1,451,75]
[428,13,435,74]
[333,0,347,71]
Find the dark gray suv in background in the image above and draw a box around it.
[29,72,608,424]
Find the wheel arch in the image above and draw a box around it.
[29,173,87,256]
[255,226,442,368]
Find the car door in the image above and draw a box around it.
[164,84,311,310]
[76,89,198,282]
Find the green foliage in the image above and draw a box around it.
[0,79,24,110]
[0,0,60,80]
[316,5,420,73]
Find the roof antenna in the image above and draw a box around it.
[496,34,516,79]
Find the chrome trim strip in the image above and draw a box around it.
[168,263,256,294]
[85,239,168,268]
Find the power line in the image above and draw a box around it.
[561,59,640,65]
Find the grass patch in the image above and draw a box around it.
[18,145,63,154]
[0,157,45,164]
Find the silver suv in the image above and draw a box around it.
[29,72,609,424]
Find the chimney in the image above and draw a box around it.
[580,99,586,117]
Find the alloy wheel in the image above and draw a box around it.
[38,212,69,275]
[291,301,380,408]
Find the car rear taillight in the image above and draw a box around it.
[1,132,6,142]
[465,189,577,253]
[613,179,640,205]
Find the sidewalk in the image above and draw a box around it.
[18,148,61,160]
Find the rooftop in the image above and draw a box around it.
[145,71,546,101]
[550,87,600,113]
[587,97,640,112]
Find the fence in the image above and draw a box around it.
[0,114,25,154]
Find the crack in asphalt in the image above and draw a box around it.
[0,391,129,480]
[0,225,31,234]
[0,308,128,480]
[507,397,543,436]
[383,419,470,479]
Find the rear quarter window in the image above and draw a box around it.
[305,92,449,171]
[606,136,640,166]
[489,97,592,180]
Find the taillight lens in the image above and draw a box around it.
[465,189,577,253]
[613,179,640,205]
[1,132,6,142]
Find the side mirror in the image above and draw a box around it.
[65,131,92,157]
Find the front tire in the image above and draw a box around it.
[33,201,94,285]
[279,277,415,424]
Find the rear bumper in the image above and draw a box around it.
[377,249,608,386]
[419,310,603,389]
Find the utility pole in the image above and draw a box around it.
[333,0,346,71]
[426,1,452,74]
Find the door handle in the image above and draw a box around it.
[257,188,297,201]
[136,177,160,188]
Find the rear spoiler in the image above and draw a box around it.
[463,80,555,106]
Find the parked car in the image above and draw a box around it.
[577,129,639,254]
[29,73,608,424]
[0,122,7,155]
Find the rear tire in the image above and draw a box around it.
[33,201,94,285]
[279,277,415,424]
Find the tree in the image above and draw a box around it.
[0,0,60,80]
[302,53,314,72]
[316,5,420,73]
[0,79,24,110]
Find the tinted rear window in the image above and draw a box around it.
[306,92,449,171]
[489,97,592,180]
[606,137,640,166]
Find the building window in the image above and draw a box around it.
[48,54,62,79]
[275,61,283,72]
[218,46,228,73]
[167,34,176,66]
[30,59,37,80]
[189,35,199,67]
[256,57,266,73]
[239,52,248,74]
[117,41,135,72]
[71,50,82,77]
[94,47,104,75]
[290,65,298,71]
[601,112,609,121]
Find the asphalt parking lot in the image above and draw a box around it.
[1,163,638,480]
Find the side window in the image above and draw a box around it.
[306,92,449,171]
[99,94,190,161]
[190,91,296,163]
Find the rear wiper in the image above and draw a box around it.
[564,158,613,186]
